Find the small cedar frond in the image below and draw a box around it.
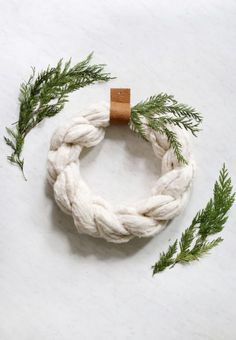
[130,93,202,164]
[152,165,235,276]
[4,54,114,179]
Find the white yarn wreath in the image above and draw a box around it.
[47,102,195,243]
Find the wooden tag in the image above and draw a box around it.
[110,88,131,124]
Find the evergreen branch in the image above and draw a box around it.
[152,165,235,275]
[130,93,202,163]
[162,127,187,164]
[4,53,114,179]
[152,240,177,275]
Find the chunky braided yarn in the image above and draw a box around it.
[47,102,195,243]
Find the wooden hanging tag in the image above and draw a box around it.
[110,88,131,124]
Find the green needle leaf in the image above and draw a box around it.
[130,93,202,164]
[152,240,177,274]
[152,165,235,276]
[4,53,114,179]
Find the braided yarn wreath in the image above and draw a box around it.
[47,101,195,243]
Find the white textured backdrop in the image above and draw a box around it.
[0,1,236,339]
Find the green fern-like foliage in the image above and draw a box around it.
[152,164,235,276]
[130,93,202,164]
[4,53,114,179]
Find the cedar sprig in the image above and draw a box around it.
[4,53,114,179]
[130,93,202,164]
[152,164,235,275]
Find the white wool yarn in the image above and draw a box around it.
[47,102,195,243]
